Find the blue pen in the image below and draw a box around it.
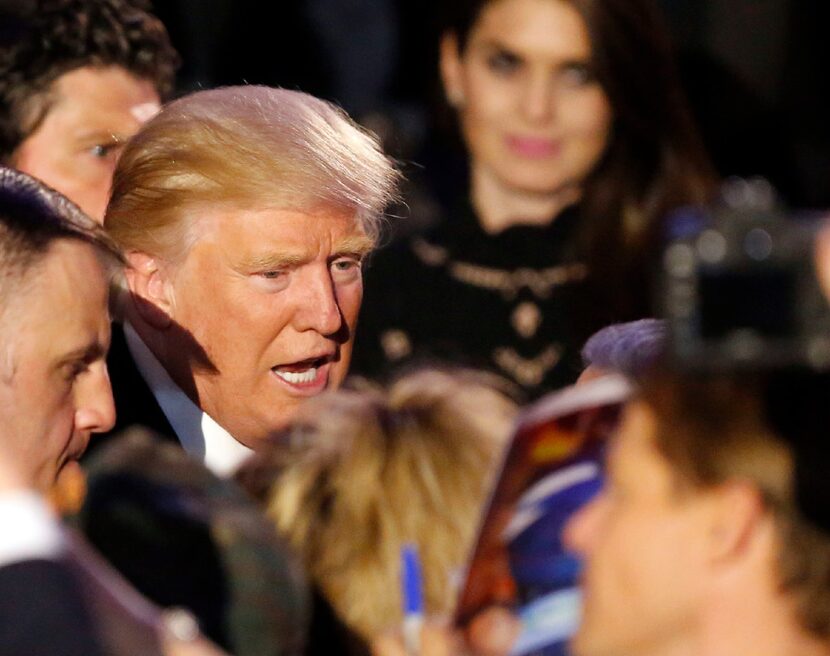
[401,543,424,656]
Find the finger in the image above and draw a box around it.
[371,632,407,656]
[466,607,522,656]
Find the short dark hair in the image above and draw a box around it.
[0,166,124,307]
[0,0,179,160]
[641,369,830,639]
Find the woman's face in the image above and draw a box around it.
[441,0,613,197]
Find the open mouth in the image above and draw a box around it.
[274,368,319,385]
[271,355,332,388]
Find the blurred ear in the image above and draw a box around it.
[704,481,767,565]
[439,32,466,108]
[814,222,830,302]
[124,251,175,330]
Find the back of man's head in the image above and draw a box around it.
[105,85,400,262]
[642,369,830,640]
[0,0,178,162]
[0,166,122,314]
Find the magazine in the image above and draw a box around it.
[455,374,632,655]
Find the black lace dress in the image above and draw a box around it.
[351,201,593,399]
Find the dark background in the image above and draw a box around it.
[153,0,830,209]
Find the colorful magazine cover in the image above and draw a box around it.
[455,374,632,655]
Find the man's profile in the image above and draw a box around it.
[565,369,830,656]
[0,167,120,492]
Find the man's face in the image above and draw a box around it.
[156,206,371,448]
[564,400,710,656]
[0,241,115,492]
[11,66,161,223]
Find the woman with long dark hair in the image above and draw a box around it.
[352,0,714,397]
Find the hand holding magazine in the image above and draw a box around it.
[455,375,632,656]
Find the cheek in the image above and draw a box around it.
[174,266,243,333]
[71,170,112,222]
[173,292,243,371]
[338,281,364,327]
[461,73,514,137]
[568,92,613,145]
[585,510,662,596]
[37,393,77,463]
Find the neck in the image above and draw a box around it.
[697,556,830,656]
[698,602,830,656]
[123,303,202,404]
[470,164,581,234]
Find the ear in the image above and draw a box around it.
[439,32,466,109]
[124,251,175,330]
[704,481,767,565]
[814,223,830,302]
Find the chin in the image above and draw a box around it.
[501,170,578,197]
[568,629,598,656]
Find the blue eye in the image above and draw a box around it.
[331,258,363,281]
[251,268,291,293]
[487,50,521,75]
[559,62,596,87]
[90,143,117,158]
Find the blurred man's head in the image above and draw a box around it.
[0,0,178,222]
[565,370,830,656]
[0,168,121,492]
[106,86,399,449]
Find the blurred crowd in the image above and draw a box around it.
[2,1,830,655]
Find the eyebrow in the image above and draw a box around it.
[56,340,108,368]
[476,37,592,63]
[239,235,375,272]
[73,128,127,144]
[332,234,375,258]
[239,252,307,272]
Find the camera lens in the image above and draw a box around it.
[664,243,695,276]
[744,228,773,261]
[697,230,727,264]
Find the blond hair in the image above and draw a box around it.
[105,86,399,260]
[239,369,517,642]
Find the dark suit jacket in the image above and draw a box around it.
[0,558,105,656]
[86,323,178,459]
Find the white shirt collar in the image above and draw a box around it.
[122,322,254,477]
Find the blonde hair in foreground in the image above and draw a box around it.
[255,369,517,642]
[105,85,400,260]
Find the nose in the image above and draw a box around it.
[293,266,344,336]
[563,492,604,556]
[75,364,117,436]
[519,71,555,124]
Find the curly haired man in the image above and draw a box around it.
[0,0,179,222]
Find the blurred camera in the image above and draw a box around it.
[660,178,830,370]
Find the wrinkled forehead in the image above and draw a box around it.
[182,200,373,247]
